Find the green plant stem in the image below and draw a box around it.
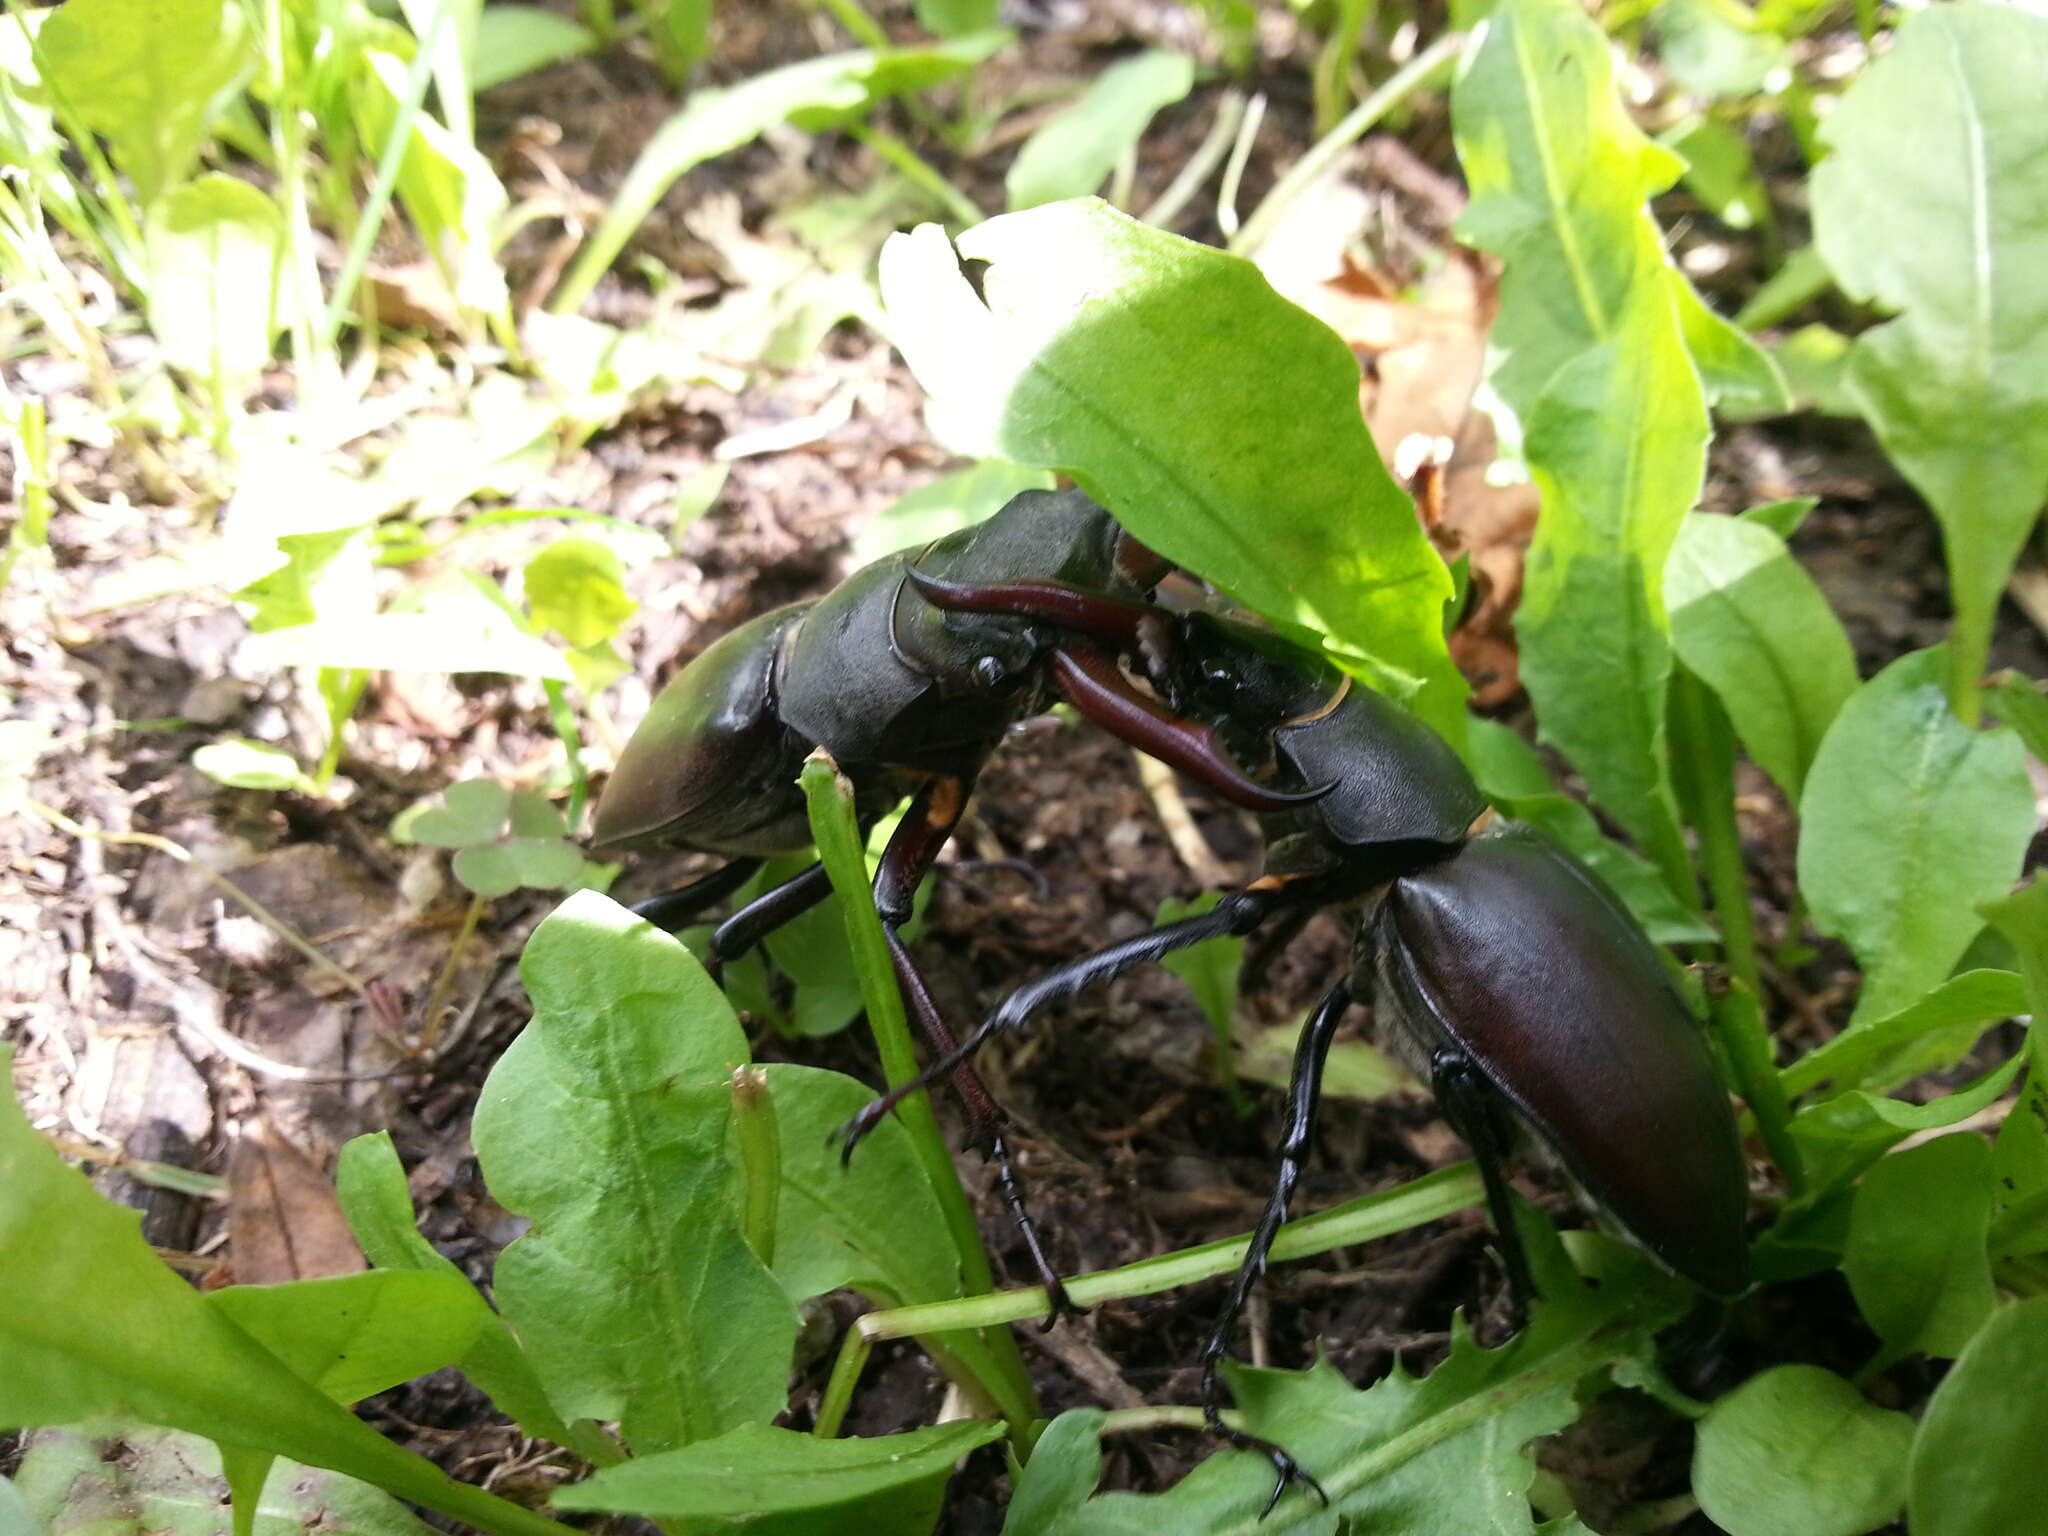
[422,892,487,1044]
[257,0,321,385]
[813,1163,1485,1436]
[1313,0,1379,136]
[798,753,1039,1438]
[1231,29,1468,256]
[541,679,590,834]
[1712,980,1805,1196]
[1213,90,1264,239]
[850,125,983,226]
[1141,88,1246,227]
[316,0,455,353]
[729,1067,780,1268]
[314,667,368,791]
[1669,668,1760,996]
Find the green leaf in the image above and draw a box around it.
[471,6,597,93]
[555,1420,1001,1519]
[1981,876,2048,1077]
[351,50,509,315]
[470,894,798,1456]
[525,537,636,648]
[1004,1410,1107,1533]
[851,459,1055,562]
[453,839,585,896]
[1663,115,1771,232]
[1155,891,1245,1061]
[192,739,314,794]
[551,35,1007,314]
[880,202,1465,735]
[144,174,283,391]
[916,0,1000,36]
[1032,1238,1688,1532]
[235,526,369,634]
[1652,0,1785,99]
[1006,51,1195,210]
[1239,1017,1416,1102]
[243,581,576,680]
[759,1065,979,1311]
[12,1423,436,1536]
[0,1067,567,1536]
[1797,649,2034,1023]
[1739,495,1818,540]
[1463,720,1714,944]
[404,778,511,847]
[1843,1133,1998,1364]
[35,0,245,206]
[1991,1077,2048,1262]
[1810,3,2048,702]
[1908,1296,2048,1536]
[1453,0,1712,895]
[1665,512,1859,802]
[1767,324,1861,417]
[1785,1054,2024,1202]
[207,1272,482,1407]
[1984,671,2048,766]
[1778,969,2029,1100]
[334,1134,619,1466]
[1692,1366,1912,1536]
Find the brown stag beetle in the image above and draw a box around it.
[839,599,1749,1508]
[591,489,1320,1309]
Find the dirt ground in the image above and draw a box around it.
[5,3,2044,1533]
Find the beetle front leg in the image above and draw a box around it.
[1432,1046,1539,1315]
[630,857,766,934]
[1195,980,1350,1516]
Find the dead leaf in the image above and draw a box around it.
[226,1117,366,1284]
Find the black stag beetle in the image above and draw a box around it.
[840,588,1750,1506]
[590,489,1318,1305]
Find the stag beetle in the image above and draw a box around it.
[591,489,1319,1304]
[840,592,1749,1504]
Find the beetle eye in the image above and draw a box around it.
[973,655,1008,689]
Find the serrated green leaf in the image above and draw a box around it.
[1006,51,1195,210]
[1454,0,1712,896]
[1908,1296,2048,1536]
[471,894,797,1455]
[1027,1238,1687,1533]
[556,1420,1001,1519]
[1797,649,2033,1023]
[552,35,1007,314]
[525,537,636,648]
[1984,671,2048,765]
[880,201,1465,736]
[1811,3,2048,704]
[1693,1366,1911,1536]
[234,526,369,634]
[1843,1133,1997,1364]
[1666,512,1859,802]
[144,174,284,390]
[36,0,245,206]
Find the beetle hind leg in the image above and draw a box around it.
[1432,1047,1539,1316]
[630,857,766,934]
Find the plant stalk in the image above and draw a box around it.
[798,753,1039,1437]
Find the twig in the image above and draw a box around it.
[1132,750,1236,889]
[25,800,368,996]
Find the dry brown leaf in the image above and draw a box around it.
[225,1117,366,1285]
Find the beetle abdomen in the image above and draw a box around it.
[1370,824,1748,1295]
[590,605,813,857]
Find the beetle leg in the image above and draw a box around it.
[1193,981,1349,1513]
[836,887,1285,1160]
[1432,1047,1539,1315]
[1199,980,1352,1404]
[709,860,836,963]
[630,858,766,934]
[1048,647,1329,814]
[886,927,1079,1326]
